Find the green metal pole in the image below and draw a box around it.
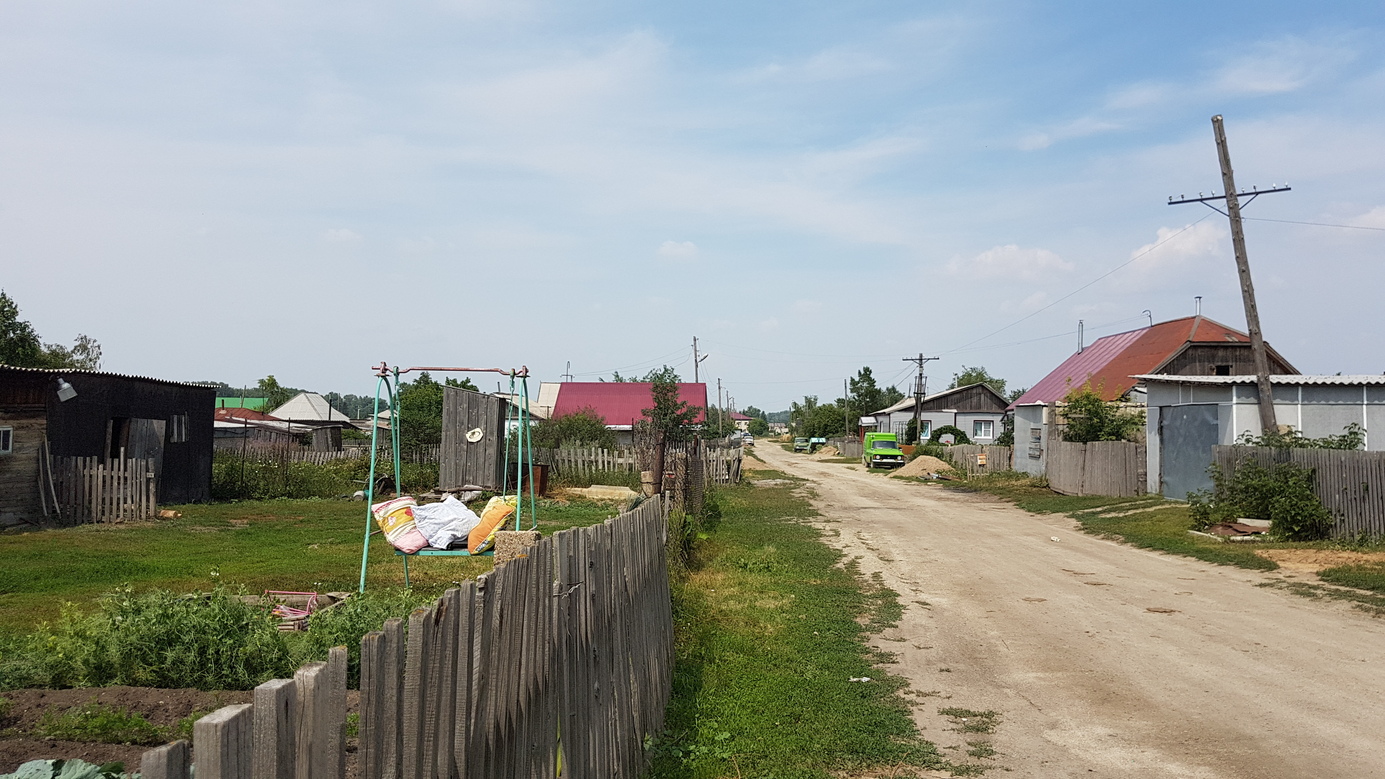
[358,371,388,593]
[523,375,536,529]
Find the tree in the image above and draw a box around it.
[394,372,478,450]
[643,374,699,443]
[257,375,297,411]
[1060,386,1144,443]
[789,394,848,438]
[948,366,1007,397]
[849,367,886,416]
[0,290,103,370]
[742,406,768,421]
[533,408,616,449]
[748,418,770,436]
[641,365,681,383]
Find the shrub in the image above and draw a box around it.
[1061,386,1144,443]
[928,425,971,445]
[0,585,297,691]
[1188,461,1333,541]
[301,589,436,688]
[1236,422,1365,450]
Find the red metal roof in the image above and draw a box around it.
[551,382,708,427]
[1010,316,1276,408]
[215,407,281,422]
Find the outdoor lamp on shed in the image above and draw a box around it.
[55,377,77,402]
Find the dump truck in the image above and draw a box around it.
[862,432,906,469]
[793,437,810,452]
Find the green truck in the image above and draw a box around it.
[793,437,810,452]
[862,432,906,469]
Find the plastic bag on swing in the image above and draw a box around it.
[371,496,431,554]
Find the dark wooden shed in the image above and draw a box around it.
[0,366,215,527]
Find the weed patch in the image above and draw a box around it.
[1258,580,1385,617]
[33,701,165,745]
[1316,563,1385,595]
[939,708,1001,735]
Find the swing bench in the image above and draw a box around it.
[357,362,539,591]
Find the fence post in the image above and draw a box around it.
[252,678,296,779]
[195,704,253,779]
[293,662,331,779]
[327,647,348,779]
[141,740,191,779]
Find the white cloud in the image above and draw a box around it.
[742,47,891,83]
[1349,206,1385,229]
[947,245,1073,280]
[1210,36,1358,96]
[657,240,698,260]
[321,228,362,243]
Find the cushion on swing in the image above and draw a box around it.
[371,496,430,554]
[469,495,517,553]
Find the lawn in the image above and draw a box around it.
[647,470,948,778]
[0,496,620,635]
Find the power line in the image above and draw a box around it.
[1243,216,1385,232]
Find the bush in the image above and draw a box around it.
[0,585,297,691]
[928,425,971,445]
[1061,386,1144,443]
[1188,461,1333,541]
[301,589,436,688]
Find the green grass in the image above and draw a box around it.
[939,708,1001,735]
[34,701,167,745]
[1258,580,1385,617]
[1316,563,1385,594]
[0,497,617,635]
[646,474,944,778]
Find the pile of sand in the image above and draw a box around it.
[810,445,840,458]
[895,455,954,478]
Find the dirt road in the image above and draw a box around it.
[755,443,1385,778]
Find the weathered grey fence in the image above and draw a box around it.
[541,445,742,486]
[828,437,862,459]
[49,454,158,523]
[1048,440,1146,497]
[139,499,674,779]
[945,445,1013,477]
[1213,446,1385,538]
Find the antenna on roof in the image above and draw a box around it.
[1078,320,1084,353]
[1195,296,1202,317]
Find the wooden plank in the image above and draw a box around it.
[252,678,296,779]
[452,583,477,779]
[435,588,460,779]
[359,631,385,779]
[381,618,405,779]
[401,607,432,779]
[194,704,253,779]
[327,647,349,779]
[293,662,330,779]
[140,739,191,779]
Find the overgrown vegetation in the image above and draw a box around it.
[210,451,438,500]
[929,425,971,445]
[33,701,167,745]
[299,588,438,687]
[1236,422,1365,450]
[1316,563,1385,594]
[532,408,616,449]
[647,473,943,777]
[1187,461,1333,541]
[1059,386,1144,443]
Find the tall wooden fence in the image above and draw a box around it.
[1213,446,1385,538]
[945,445,1013,477]
[49,455,158,523]
[1048,440,1145,497]
[140,498,673,779]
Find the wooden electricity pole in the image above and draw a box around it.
[1169,115,1290,435]
[903,353,938,443]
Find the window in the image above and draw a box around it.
[972,419,994,439]
[0,427,11,455]
[919,421,931,440]
[170,414,188,443]
[1214,364,1232,376]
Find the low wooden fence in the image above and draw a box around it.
[946,445,1013,477]
[540,444,742,486]
[1048,440,1145,497]
[49,455,158,523]
[1213,446,1385,538]
[140,498,673,778]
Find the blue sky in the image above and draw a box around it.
[3,1,1383,410]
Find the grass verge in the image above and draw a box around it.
[646,473,944,778]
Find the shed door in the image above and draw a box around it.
[126,418,166,484]
[439,387,507,491]
[1159,405,1218,500]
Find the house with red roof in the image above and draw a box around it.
[1010,315,1297,477]
[549,382,708,446]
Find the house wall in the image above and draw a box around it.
[1013,405,1047,477]
[1146,380,1385,497]
[1160,343,1295,376]
[0,411,47,528]
[956,412,1004,443]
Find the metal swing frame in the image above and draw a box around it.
[357,362,538,592]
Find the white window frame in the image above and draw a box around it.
[919,421,932,440]
[0,427,11,454]
[972,419,994,440]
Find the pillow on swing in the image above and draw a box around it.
[371,496,431,554]
[469,495,517,553]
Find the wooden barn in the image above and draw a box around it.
[0,366,215,527]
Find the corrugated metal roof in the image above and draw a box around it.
[871,383,1003,415]
[0,364,216,389]
[269,392,352,421]
[551,382,708,425]
[1134,374,1385,385]
[1008,316,1291,408]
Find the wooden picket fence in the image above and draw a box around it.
[139,498,674,779]
[1048,440,1146,497]
[1213,446,1385,538]
[540,445,743,486]
[945,445,1014,477]
[49,455,158,523]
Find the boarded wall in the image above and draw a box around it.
[1049,440,1145,497]
[439,386,506,491]
[0,411,46,527]
[1213,446,1385,538]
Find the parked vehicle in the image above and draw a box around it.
[862,433,906,469]
[793,437,810,452]
[809,437,827,453]
[743,435,755,446]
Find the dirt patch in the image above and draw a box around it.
[1257,549,1385,573]
[0,687,361,774]
[895,456,953,478]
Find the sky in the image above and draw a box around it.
[2,0,1384,411]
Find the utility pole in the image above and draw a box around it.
[717,378,723,434]
[562,361,573,382]
[1169,115,1290,435]
[844,378,851,440]
[692,337,709,384]
[902,353,938,444]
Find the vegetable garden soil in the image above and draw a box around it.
[0,687,361,775]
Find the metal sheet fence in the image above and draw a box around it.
[139,499,674,779]
[945,445,1013,477]
[828,437,862,459]
[1048,440,1146,497]
[1212,446,1385,538]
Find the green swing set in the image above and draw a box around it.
[357,362,538,592]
